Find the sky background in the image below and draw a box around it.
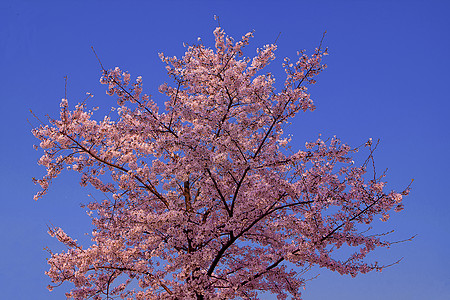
[1,0,449,299]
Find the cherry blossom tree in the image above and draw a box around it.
[32,27,410,299]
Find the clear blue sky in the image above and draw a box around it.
[1,0,449,299]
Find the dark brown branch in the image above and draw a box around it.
[64,133,169,208]
[320,194,384,243]
[88,265,173,295]
[230,167,250,215]
[91,46,178,138]
[207,193,310,277]
[183,180,193,212]
[206,168,231,216]
[215,86,235,138]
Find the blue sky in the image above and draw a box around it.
[1,0,449,299]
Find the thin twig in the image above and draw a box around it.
[274,32,281,44]
[318,30,327,51]
[214,15,221,27]
[64,75,68,99]
[29,109,44,124]
[91,46,105,71]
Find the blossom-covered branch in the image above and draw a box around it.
[33,27,410,300]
